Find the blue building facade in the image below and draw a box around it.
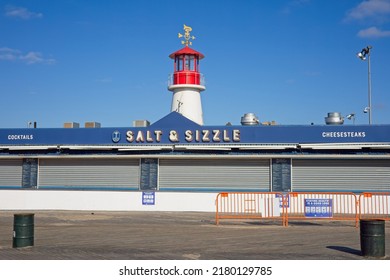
[1,112,389,193]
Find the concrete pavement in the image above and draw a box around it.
[0,211,389,260]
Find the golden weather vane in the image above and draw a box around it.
[178,24,196,46]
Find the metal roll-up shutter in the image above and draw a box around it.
[159,158,270,191]
[39,158,139,189]
[0,159,23,188]
[293,159,390,192]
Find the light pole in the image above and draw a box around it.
[357,46,372,125]
[346,113,356,124]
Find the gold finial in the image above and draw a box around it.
[178,24,196,46]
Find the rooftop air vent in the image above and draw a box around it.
[325,112,344,125]
[241,113,260,126]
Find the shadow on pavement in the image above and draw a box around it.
[326,246,361,256]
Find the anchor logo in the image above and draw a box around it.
[112,130,121,143]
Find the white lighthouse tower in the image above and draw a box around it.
[168,25,205,125]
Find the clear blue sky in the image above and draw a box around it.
[1,0,389,128]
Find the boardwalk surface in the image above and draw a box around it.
[0,211,389,260]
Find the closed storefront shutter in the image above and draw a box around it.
[293,159,390,192]
[0,159,23,188]
[159,158,270,191]
[39,158,139,190]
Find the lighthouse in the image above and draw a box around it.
[168,25,206,125]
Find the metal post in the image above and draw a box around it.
[367,52,372,125]
[357,46,373,125]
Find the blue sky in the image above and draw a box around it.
[0,0,389,128]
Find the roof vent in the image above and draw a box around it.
[325,112,344,125]
[241,113,260,126]
[64,122,80,128]
[133,120,150,127]
[85,122,101,128]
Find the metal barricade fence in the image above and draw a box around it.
[285,192,359,226]
[359,192,390,221]
[215,192,286,226]
[216,192,390,227]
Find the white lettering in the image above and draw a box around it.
[185,130,193,142]
[124,129,242,143]
[7,134,34,140]
[146,131,153,142]
[183,129,241,143]
[233,129,240,142]
[322,131,366,138]
[223,130,230,142]
[195,130,200,142]
[154,130,162,142]
[202,130,210,142]
[136,131,145,142]
[169,130,179,142]
[212,130,221,142]
[126,131,134,142]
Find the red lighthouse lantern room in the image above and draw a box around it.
[169,46,204,85]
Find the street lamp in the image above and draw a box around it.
[356,46,372,125]
[346,113,356,124]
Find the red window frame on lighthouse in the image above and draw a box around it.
[173,54,200,84]
[174,55,198,71]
